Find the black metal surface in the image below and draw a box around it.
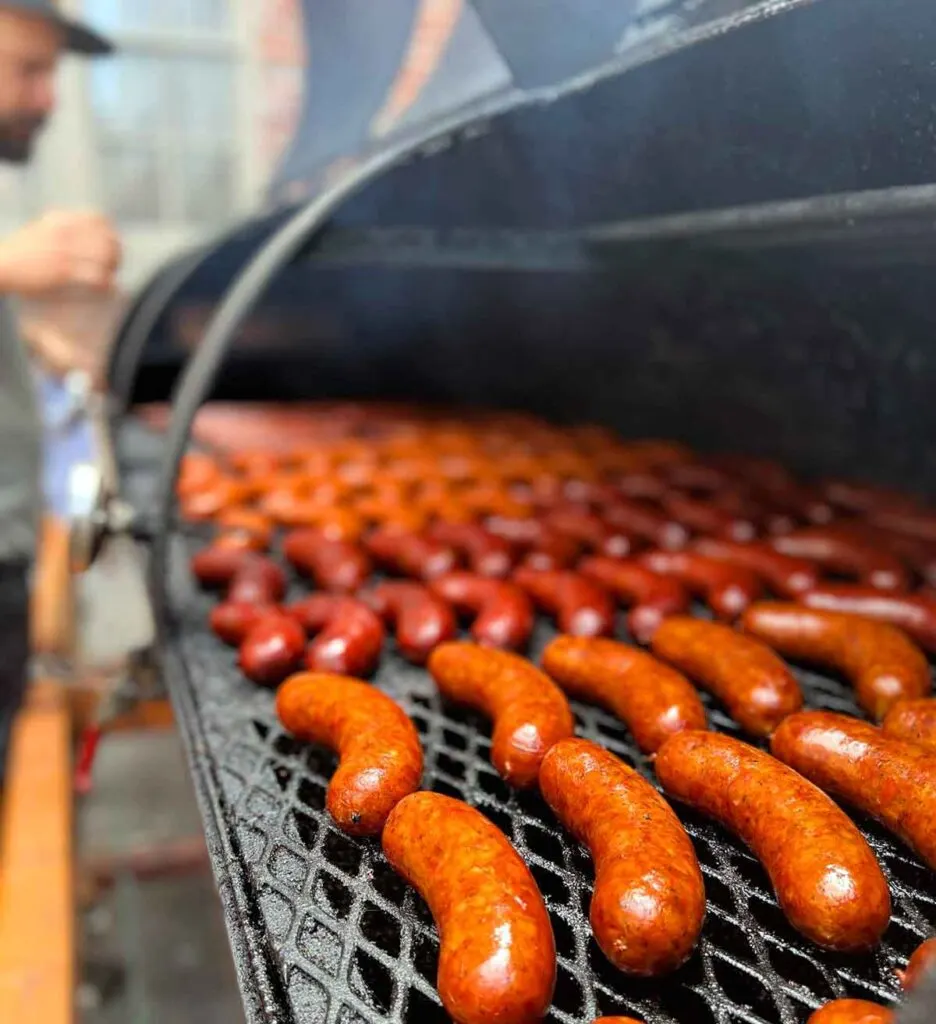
[162,531,934,1024]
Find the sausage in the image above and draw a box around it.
[426,521,514,578]
[212,530,268,553]
[276,673,422,835]
[238,612,306,686]
[770,528,911,592]
[216,508,274,548]
[541,636,706,753]
[600,498,688,551]
[539,739,705,975]
[190,543,256,588]
[771,710,936,870]
[655,730,891,951]
[741,603,930,720]
[286,595,385,677]
[427,642,574,787]
[833,524,936,588]
[650,617,802,735]
[660,492,757,542]
[867,507,936,544]
[210,601,276,646]
[360,581,456,663]
[801,584,936,653]
[282,528,372,593]
[593,1019,644,1024]
[692,537,819,598]
[821,478,919,515]
[664,462,733,493]
[381,792,555,1024]
[429,573,534,650]
[484,516,580,570]
[513,567,616,637]
[577,556,689,643]
[613,471,668,501]
[638,550,762,620]
[542,505,633,558]
[883,699,936,753]
[226,557,288,606]
[806,1000,892,1024]
[898,937,936,990]
[364,526,457,580]
[179,476,248,521]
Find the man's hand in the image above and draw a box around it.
[0,210,121,296]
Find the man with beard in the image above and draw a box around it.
[0,1,119,780]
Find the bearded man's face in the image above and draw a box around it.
[0,9,61,164]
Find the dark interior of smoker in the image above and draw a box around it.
[113,1,936,1021]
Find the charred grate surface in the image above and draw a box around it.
[163,534,935,1024]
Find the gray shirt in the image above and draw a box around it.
[0,298,41,562]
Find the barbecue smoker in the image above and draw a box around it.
[80,1,936,1021]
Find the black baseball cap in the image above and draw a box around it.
[2,0,113,56]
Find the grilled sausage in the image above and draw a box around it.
[485,516,580,570]
[276,673,422,835]
[427,521,514,578]
[238,612,306,686]
[285,595,385,677]
[364,526,456,580]
[868,508,936,544]
[513,567,615,637]
[806,1000,892,1024]
[898,937,936,990]
[428,642,574,787]
[360,581,456,663]
[882,699,936,753]
[638,550,761,620]
[601,499,688,551]
[541,636,706,753]
[651,617,802,735]
[429,573,534,650]
[593,1019,645,1024]
[742,603,930,720]
[655,731,891,951]
[661,492,757,542]
[770,528,911,592]
[540,739,705,975]
[821,478,919,515]
[216,508,274,548]
[210,600,277,646]
[543,505,633,558]
[692,537,819,598]
[801,585,936,653]
[282,528,372,593]
[226,557,288,606]
[771,710,936,870]
[381,792,555,1024]
[190,543,256,588]
[578,556,690,643]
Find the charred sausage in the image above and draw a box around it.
[513,567,616,637]
[429,573,534,650]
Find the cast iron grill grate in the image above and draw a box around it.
[163,533,935,1024]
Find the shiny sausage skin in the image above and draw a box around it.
[868,507,936,544]
[741,603,930,720]
[190,544,255,588]
[638,550,761,620]
[539,739,705,975]
[381,792,555,1024]
[512,567,615,637]
[286,595,385,677]
[821,478,918,515]
[276,673,422,835]
[801,585,936,653]
[282,528,372,593]
[593,1019,645,1024]
[429,573,534,650]
[692,537,819,598]
[427,521,514,578]
[806,1000,892,1024]
[577,556,689,643]
[427,642,574,787]
[360,581,456,663]
[883,699,936,753]
[651,617,802,735]
[600,499,688,551]
[541,636,706,753]
[210,601,276,646]
[216,508,274,547]
[484,516,580,570]
[226,557,288,606]
[543,506,633,558]
[898,937,936,990]
[661,492,757,542]
[655,731,891,951]
[770,528,911,592]
[771,710,936,870]
[365,526,457,580]
[238,612,306,686]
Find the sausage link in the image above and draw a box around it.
[655,730,890,951]
[651,617,802,736]
[382,792,555,1024]
[276,673,422,835]
[212,530,267,553]
[427,521,514,578]
[216,508,274,548]
[543,505,633,558]
[771,710,936,870]
[540,739,705,974]
[661,492,757,542]
[429,573,534,650]
[541,636,706,753]
[286,595,385,677]
[600,499,688,551]
[806,1000,892,1024]
[485,516,580,570]
[513,567,616,637]
[283,528,372,593]
[226,557,288,606]
[821,478,918,515]
[664,462,733,493]
[801,585,936,653]
[360,581,456,663]
[612,472,668,502]
[639,550,762,620]
[692,537,819,598]
[831,523,936,589]
[898,937,936,990]
[578,556,690,643]
[191,543,255,588]
[741,602,930,719]
[210,600,276,646]
[364,526,457,580]
[770,528,911,592]
[428,642,574,787]
[867,507,936,544]
[883,699,936,753]
[238,612,306,686]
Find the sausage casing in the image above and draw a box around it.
[578,556,689,643]
[238,612,306,686]
[692,537,818,598]
[286,595,385,677]
[283,528,372,593]
[806,1000,892,1024]
[882,698,936,754]
[430,572,534,650]
[898,937,936,990]
[801,585,936,653]
[361,581,456,663]
[639,550,761,620]
[770,528,911,592]
[513,567,616,637]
